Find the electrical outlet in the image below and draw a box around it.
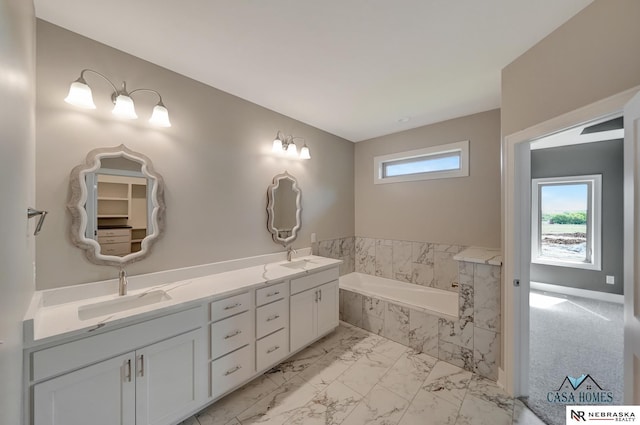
[606,275,615,285]
[311,233,317,243]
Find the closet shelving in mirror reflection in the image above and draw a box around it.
[68,144,166,267]
[272,131,311,160]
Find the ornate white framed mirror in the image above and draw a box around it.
[68,144,165,267]
[266,171,302,247]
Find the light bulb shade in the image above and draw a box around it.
[64,81,96,109]
[286,141,298,157]
[272,138,283,153]
[149,103,171,127]
[112,94,138,119]
[300,144,311,160]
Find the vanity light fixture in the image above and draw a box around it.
[64,69,171,127]
[271,131,311,160]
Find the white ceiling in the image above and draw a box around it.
[34,1,593,142]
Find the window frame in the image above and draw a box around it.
[373,140,469,184]
[531,174,602,271]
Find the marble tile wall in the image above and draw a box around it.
[355,237,465,293]
[339,259,501,381]
[314,236,355,276]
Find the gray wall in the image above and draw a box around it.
[502,0,640,137]
[355,109,501,248]
[36,20,355,290]
[530,140,624,294]
[0,0,36,424]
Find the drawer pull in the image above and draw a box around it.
[224,302,241,310]
[266,291,280,298]
[224,365,242,376]
[266,345,280,354]
[224,329,242,339]
[266,314,280,322]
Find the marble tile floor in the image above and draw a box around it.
[180,322,545,425]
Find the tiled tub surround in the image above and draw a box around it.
[355,237,467,292]
[315,236,356,276]
[339,248,502,381]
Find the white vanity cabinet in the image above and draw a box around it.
[34,352,135,425]
[290,268,339,352]
[29,308,206,425]
[25,259,341,425]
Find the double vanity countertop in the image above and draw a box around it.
[23,255,342,347]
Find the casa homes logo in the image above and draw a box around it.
[547,374,613,404]
[566,406,639,423]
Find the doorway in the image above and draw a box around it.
[524,119,625,425]
[501,86,640,407]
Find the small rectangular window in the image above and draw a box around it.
[531,175,602,270]
[374,140,469,184]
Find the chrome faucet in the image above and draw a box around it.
[286,246,297,262]
[118,269,128,296]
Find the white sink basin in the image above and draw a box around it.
[280,259,316,270]
[78,290,172,321]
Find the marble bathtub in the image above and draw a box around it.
[339,266,500,381]
[339,272,458,318]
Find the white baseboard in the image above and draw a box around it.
[530,281,623,304]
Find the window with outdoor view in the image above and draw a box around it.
[531,175,602,270]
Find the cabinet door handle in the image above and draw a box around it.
[224,302,241,310]
[266,345,280,354]
[266,314,280,322]
[319,289,322,302]
[315,290,318,303]
[125,359,132,382]
[225,329,242,339]
[139,354,145,377]
[266,291,280,298]
[224,365,242,376]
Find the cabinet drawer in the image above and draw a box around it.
[256,281,287,307]
[210,291,251,322]
[100,242,131,256]
[256,328,289,372]
[256,299,287,339]
[290,267,339,295]
[210,311,252,359]
[97,228,131,237]
[211,344,253,399]
[97,234,130,244]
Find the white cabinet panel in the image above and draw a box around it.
[290,288,318,353]
[256,281,287,307]
[256,298,287,339]
[290,268,339,295]
[136,329,206,425]
[33,353,135,425]
[33,329,205,425]
[317,281,339,337]
[210,292,251,322]
[256,328,289,372]
[290,280,339,353]
[210,311,252,359]
[210,344,254,399]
